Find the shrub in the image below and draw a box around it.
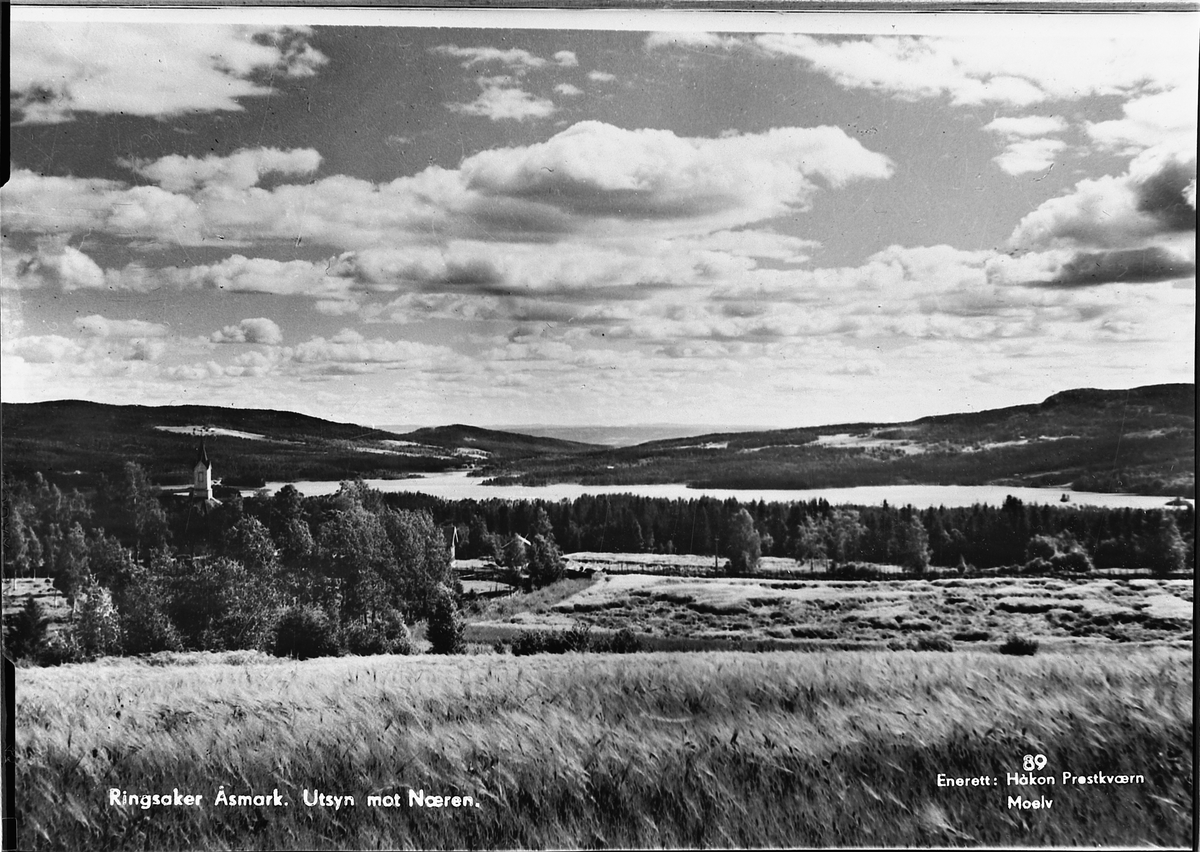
[345,611,413,656]
[5,597,50,662]
[594,627,643,653]
[998,633,1039,656]
[272,606,340,660]
[563,623,593,652]
[510,630,548,656]
[511,626,644,655]
[76,580,123,659]
[953,629,991,642]
[40,632,82,666]
[914,634,955,652]
[527,534,566,589]
[1051,549,1094,573]
[113,565,182,655]
[1022,557,1054,574]
[427,584,466,655]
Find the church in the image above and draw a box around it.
[189,439,222,510]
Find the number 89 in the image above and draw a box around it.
[1023,754,1047,771]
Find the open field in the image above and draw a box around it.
[468,570,1193,650]
[13,647,1193,849]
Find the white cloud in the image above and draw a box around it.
[645,32,745,51]
[995,141,1196,287]
[3,242,106,291]
[448,78,556,121]
[984,115,1068,137]
[75,315,169,337]
[587,70,616,82]
[753,33,1193,107]
[1086,85,1198,154]
[554,83,583,97]
[553,51,578,67]
[211,317,283,345]
[458,121,893,233]
[431,44,548,71]
[10,23,325,123]
[1007,140,1196,252]
[993,138,1066,176]
[286,329,456,375]
[123,148,322,192]
[4,122,893,250]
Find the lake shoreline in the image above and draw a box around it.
[251,471,1193,510]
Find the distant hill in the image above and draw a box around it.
[401,424,598,457]
[0,401,598,490]
[484,384,1195,497]
[3,386,1193,497]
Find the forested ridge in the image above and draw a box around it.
[487,384,1195,496]
[0,401,598,489]
[2,383,1193,496]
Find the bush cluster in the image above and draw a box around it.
[998,633,1040,656]
[272,606,340,660]
[344,612,413,656]
[509,625,643,656]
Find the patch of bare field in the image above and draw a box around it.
[475,570,1192,647]
[566,552,814,576]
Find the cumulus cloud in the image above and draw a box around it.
[553,51,578,67]
[3,334,87,364]
[587,71,616,82]
[1008,141,1196,252]
[2,332,167,366]
[4,123,893,249]
[993,138,1066,176]
[122,148,322,192]
[175,255,360,303]
[1086,85,1198,154]
[554,83,583,97]
[996,141,1196,286]
[10,23,326,123]
[211,317,284,345]
[1046,247,1194,287]
[287,329,455,374]
[447,77,556,121]
[984,115,1068,137]
[645,32,745,51]
[431,44,549,71]
[458,121,893,231]
[753,33,1192,107]
[2,242,106,291]
[75,315,169,337]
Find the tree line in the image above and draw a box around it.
[3,468,1193,665]
[386,490,1193,575]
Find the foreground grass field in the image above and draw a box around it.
[14,648,1193,849]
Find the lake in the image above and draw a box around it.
[255,471,1190,510]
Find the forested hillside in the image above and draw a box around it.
[0,401,597,489]
[485,384,1195,496]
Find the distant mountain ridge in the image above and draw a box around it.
[1,384,1193,496]
[0,401,599,488]
[484,384,1195,497]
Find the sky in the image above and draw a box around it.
[3,9,1196,431]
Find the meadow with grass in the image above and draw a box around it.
[464,568,1194,651]
[14,646,1193,850]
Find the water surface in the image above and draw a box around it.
[256,471,1190,510]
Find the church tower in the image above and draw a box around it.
[192,440,213,501]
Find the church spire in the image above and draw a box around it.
[195,438,211,470]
